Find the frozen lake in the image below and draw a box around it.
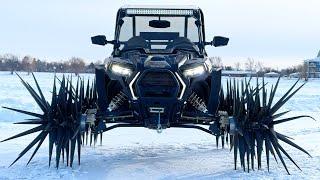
[0,71,319,179]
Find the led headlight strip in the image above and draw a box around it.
[110,63,133,77]
[182,58,213,78]
[183,65,206,77]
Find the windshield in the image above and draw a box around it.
[117,16,200,51]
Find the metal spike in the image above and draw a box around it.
[27,132,48,165]
[9,131,47,167]
[1,125,44,143]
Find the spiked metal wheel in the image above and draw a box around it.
[219,78,313,174]
[1,73,98,168]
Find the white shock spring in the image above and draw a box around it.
[187,92,208,113]
[108,91,127,112]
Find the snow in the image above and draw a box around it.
[0,71,319,179]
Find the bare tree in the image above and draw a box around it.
[21,55,36,75]
[255,61,264,72]
[210,57,223,68]
[0,55,3,69]
[245,58,255,71]
[234,62,241,71]
[68,57,85,75]
[297,63,308,81]
[3,54,19,74]
[103,58,109,64]
[95,60,103,65]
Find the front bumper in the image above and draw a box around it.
[129,69,186,128]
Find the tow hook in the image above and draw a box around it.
[149,107,164,133]
[157,112,162,133]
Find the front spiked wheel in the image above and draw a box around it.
[1,73,97,168]
[222,78,313,174]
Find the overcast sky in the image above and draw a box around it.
[1,0,319,68]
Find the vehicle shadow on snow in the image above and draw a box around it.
[75,144,286,179]
[0,140,317,179]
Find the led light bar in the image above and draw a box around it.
[126,9,193,16]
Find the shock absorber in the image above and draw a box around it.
[108,91,127,111]
[187,92,208,113]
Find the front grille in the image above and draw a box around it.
[140,72,176,87]
[136,71,179,98]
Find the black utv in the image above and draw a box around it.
[2,5,312,174]
[91,5,229,131]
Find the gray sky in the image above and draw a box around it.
[1,0,319,68]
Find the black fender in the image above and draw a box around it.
[207,69,222,115]
[95,66,109,113]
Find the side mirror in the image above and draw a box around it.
[211,36,229,47]
[91,35,107,46]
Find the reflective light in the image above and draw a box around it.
[129,72,140,100]
[183,65,205,77]
[175,72,186,99]
[126,9,193,16]
[110,64,132,76]
[204,58,213,72]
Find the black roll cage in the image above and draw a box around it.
[112,8,207,55]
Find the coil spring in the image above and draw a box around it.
[108,91,127,111]
[187,92,208,113]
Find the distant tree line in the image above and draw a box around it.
[0,54,101,75]
[209,56,307,78]
[0,53,307,79]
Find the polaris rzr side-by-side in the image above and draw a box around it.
[91,5,229,132]
[1,6,313,174]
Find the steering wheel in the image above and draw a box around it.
[122,36,149,52]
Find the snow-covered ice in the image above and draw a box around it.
[0,71,319,179]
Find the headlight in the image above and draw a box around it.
[183,65,206,77]
[110,64,132,77]
[180,58,213,78]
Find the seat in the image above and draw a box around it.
[166,37,196,51]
